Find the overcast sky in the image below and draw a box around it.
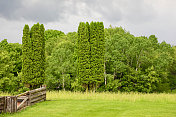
[0,0,176,45]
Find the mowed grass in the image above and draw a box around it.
[2,91,176,117]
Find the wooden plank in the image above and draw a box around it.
[0,106,4,110]
[17,91,29,97]
[6,97,9,113]
[0,96,5,102]
[12,96,17,113]
[30,95,46,103]
[5,96,17,113]
[17,97,28,110]
[4,96,6,113]
[0,96,5,99]
[13,96,17,113]
[44,93,46,101]
[30,95,45,103]
[17,96,28,100]
[31,99,45,105]
[30,87,46,94]
[17,103,26,111]
[0,102,4,106]
[30,91,46,100]
[28,92,31,106]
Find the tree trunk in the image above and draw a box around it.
[104,62,107,85]
[113,71,116,80]
[62,72,65,91]
[136,59,138,71]
[136,49,143,71]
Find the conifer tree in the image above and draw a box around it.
[40,24,46,85]
[22,23,45,89]
[22,24,32,85]
[97,22,105,85]
[77,21,105,90]
[77,22,90,89]
[89,22,97,89]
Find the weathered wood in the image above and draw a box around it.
[30,95,46,103]
[30,87,46,94]
[28,87,46,105]
[0,97,6,113]
[16,91,29,97]
[0,97,5,99]
[4,96,6,113]
[0,106,4,110]
[17,96,28,101]
[17,103,26,111]
[17,97,28,110]
[0,102,4,106]
[30,91,46,99]
[12,96,17,113]
[31,99,45,105]
[5,96,17,113]
[0,87,46,114]
[28,92,31,106]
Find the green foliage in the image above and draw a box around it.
[77,22,105,91]
[22,23,45,89]
[46,40,75,90]
[77,22,91,89]
[90,22,105,88]
[44,29,65,41]
[101,74,121,92]
[22,24,32,86]
[104,26,174,92]
[0,39,23,93]
[45,30,65,56]
[1,23,176,93]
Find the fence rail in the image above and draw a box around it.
[0,87,46,114]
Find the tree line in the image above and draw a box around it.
[0,23,176,93]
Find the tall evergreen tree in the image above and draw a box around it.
[77,21,105,91]
[90,22,105,89]
[22,23,45,89]
[77,22,90,90]
[40,24,46,86]
[97,22,105,85]
[22,24,33,86]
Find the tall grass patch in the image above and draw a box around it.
[47,91,176,102]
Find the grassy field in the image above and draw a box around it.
[1,91,176,117]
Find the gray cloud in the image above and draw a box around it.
[0,0,68,23]
[82,0,157,24]
[82,0,123,22]
[120,0,157,24]
[0,0,156,24]
[0,0,21,18]
[0,0,176,45]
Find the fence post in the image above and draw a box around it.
[14,96,17,113]
[44,87,46,101]
[28,91,31,106]
[4,96,6,113]
[0,97,6,113]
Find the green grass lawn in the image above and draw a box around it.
[2,91,176,117]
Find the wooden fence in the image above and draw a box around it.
[0,87,46,114]
[0,96,6,113]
